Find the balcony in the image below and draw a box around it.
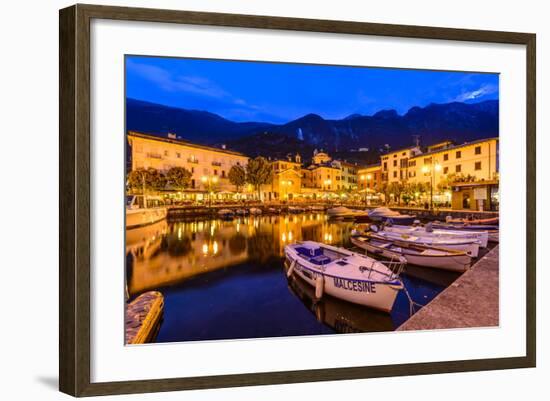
[211,161,222,167]
[187,158,199,164]
[146,152,163,159]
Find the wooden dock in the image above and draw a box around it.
[398,245,499,331]
[125,291,164,344]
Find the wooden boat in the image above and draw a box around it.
[351,234,472,272]
[126,195,167,229]
[371,230,480,257]
[249,207,262,215]
[380,223,488,248]
[367,207,416,225]
[287,206,306,214]
[432,222,499,231]
[235,209,248,216]
[284,241,406,312]
[446,216,499,225]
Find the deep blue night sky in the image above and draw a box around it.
[126,55,499,124]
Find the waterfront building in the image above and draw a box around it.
[307,164,341,191]
[266,155,303,200]
[331,160,359,191]
[380,146,423,183]
[406,137,499,210]
[357,164,382,192]
[127,131,249,198]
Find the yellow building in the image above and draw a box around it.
[406,137,499,210]
[308,165,341,191]
[407,138,499,186]
[266,156,303,200]
[380,146,422,183]
[128,131,249,195]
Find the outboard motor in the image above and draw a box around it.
[425,222,434,232]
[413,219,421,227]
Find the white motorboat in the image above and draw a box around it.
[351,234,472,272]
[249,207,262,215]
[235,209,248,216]
[126,195,167,229]
[379,223,488,248]
[284,241,406,312]
[367,207,416,225]
[371,230,480,257]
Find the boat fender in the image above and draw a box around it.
[425,222,434,232]
[315,275,325,299]
[286,259,296,278]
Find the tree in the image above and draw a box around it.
[388,181,406,205]
[166,167,192,192]
[379,182,391,205]
[246,157,273,201]
[228,165,246,193]
[126,167,166,194]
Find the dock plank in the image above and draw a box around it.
[125,291,164,344]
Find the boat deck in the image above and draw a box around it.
[397,245,499,330]
[125,291,164,344]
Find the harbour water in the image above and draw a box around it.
[125,212,464,343]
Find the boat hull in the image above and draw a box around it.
[126,207,167,229]
[351,237,470,272]
[284,253,402,313]
[383,225,489,248]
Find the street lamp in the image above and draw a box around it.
[421,162,441,210]
[201,175,219,207]
[360,174,372,206]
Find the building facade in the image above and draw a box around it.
[128,131,249,194]
[380,146,422,183]
[357,164,382,192]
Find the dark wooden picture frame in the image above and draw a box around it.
[59,3,536,397]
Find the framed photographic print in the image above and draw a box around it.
[59,4,536,397]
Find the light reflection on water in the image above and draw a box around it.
[125,213,458,343]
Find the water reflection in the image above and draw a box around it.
[126,213,354,296]
[287,275,394,333]
[125,212,453,342]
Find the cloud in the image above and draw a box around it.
[454,84,498,102]
[127,59,230,99]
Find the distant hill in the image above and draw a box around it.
[126,98,498,163]
[126,98,274,144]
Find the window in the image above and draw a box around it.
[443,153,449,161]
[424,157,432,165]
[164,150,169,156]
[393,160,397,167]
[402,152,406,156]
[475,161,482,170]
[456,164,462,173]
[456,151,462,159]
[475,146,482,155]
[443,167,449,174]
[191,167,194,173]
[176,152,181,158]
[221,170,226,178]
[383,162,387,170]
[393,171,397,178]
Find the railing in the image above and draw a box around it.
[187,158,199,164]
[146,153,163,159]
[211,161,222,167]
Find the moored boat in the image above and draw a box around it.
[367,207,416,225]
[235,209,248,216]
[327,206,367,219]
[284,241,406,312]
[432,222,499,231]
[217,209,235,219]
[126,195,167,229]
[249,207,262,215]
[446,216,499,225]
[380,223,489,248]
[288,206,306,214]
[371,229,480,257]
[351,234,472,272]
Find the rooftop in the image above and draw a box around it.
[411,136,499,159]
